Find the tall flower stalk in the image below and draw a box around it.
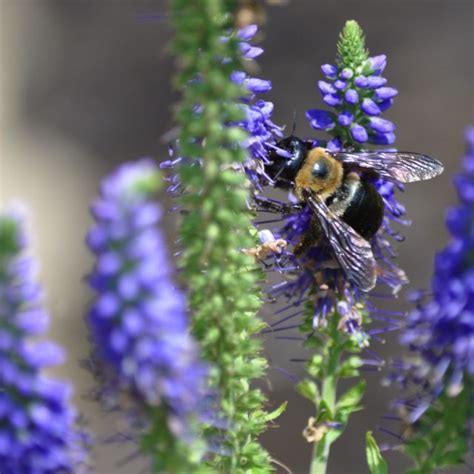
[169,2,275,471]
[86,160,208,472]
[389,127,474,472]
[254,20,406,473]
[0,208,85,473]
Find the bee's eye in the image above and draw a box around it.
[311,159,329,179]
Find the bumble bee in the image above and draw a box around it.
[262,135,444,292]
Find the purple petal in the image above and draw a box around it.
[369,55,387,74]
[337,110,354,127]
[375,87,398,100]
[322,94,342,107]
[318,80,337,95]
[361,98,381,116]
[340,68,354,80]
[334,80,347,91]
[366,76,387,88]
[369,117,396,133]
[344,89,359,105]
[306,109,336,130]
[321,64,338,78]
[369,131,396,145]
[237,24,258,40]
[354,76,368,88]
[350,124,368,143]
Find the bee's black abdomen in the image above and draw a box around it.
[341,181,384,239]
[266,135,309,188]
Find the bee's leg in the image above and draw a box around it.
[253,196,303,215]
[294,217,322,256]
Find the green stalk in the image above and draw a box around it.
[298,304,367,474]
[169,1,273,471]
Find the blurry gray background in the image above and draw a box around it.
[0,1,473,473]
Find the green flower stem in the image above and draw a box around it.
[298,304,367,474]
[310,350,340,474]
[169,1,272,472]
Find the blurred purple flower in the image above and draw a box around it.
[86,159,207,439]
[0,208,85,473]
[394,126,474,421]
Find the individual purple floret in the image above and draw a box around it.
[86,159,207,439]
[307,54,397,150]
[394,126,474,421]
[0,208,84,474]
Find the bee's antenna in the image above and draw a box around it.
[291,111,297,135]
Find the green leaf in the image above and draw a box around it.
[263,402,287,422]
[296,380,320,403]
[336,380,366,411]
[366,431,388,474]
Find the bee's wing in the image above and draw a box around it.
[332,151,444,183]
[307,194,376,292]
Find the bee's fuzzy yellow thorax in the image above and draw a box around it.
[294,147,343,200]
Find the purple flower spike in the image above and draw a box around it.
[87,160,208,439]
[0,208,85,473]
[393,126,474,427]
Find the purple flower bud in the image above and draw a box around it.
[361,98,381,116]
[454,175,474,203]
[327,137,343,152]
[350,124,368,143]
[338,110,354,127]
[231,71,246,84]
[306,109,336,130]
[369,131,396,145]
[240,43,264,59]
[318,80,337,95]
[322,93,342,107]
[377,98,394,112]
[237,24,258,40]
[354,76,369,88]
[321,64,337,78]
[375,87,398,100]
[368,117,396,133]
[334,79,347,90]
[369,55,387,74]
[366,76,387,88]
[340,68,354,80]
[345,89,359,105]
[246,77,272,93]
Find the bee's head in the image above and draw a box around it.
[295,148,343,199]
[265,135,309,189]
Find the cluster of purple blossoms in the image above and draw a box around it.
[86,159,207,438]
[394,127,474,421]
[307,55,397,151]
[255,50,407,345]
[161,25,282,193]
[0,208,84,473]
